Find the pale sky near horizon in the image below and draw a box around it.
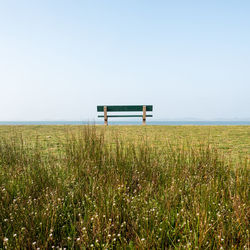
[0,0,249,121]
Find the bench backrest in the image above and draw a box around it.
[97,105,153,112]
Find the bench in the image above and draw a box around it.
[97,105,153,125]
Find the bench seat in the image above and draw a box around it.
[98,115,153,118]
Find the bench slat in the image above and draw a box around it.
[97,105,153,112]
[98,115,153,118]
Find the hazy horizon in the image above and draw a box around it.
[1,1,249,121]
[1,116,250,122]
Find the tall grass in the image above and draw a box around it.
[0,126,249,249]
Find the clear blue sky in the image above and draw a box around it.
[0,0,249,121]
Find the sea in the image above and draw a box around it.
[0,121,250,125]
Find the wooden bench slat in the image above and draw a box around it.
[97,105,153,112]
[98,115,153,118]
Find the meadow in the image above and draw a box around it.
[0,125,249,249]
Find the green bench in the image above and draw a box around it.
[97,105,153,125]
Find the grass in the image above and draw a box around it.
[0,125,249,249]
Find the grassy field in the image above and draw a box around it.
[0,125,249,249]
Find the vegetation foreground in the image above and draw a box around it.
[0,125,249,249]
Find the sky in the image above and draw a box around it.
[0,0,249,121]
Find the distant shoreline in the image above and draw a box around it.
[0,121,250,125]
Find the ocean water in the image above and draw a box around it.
[0,121,249,125]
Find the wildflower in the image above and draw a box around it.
[13,234,17,237]
[67,237,71,240]
[90,244,94,247]
[77,238,80,241]
[49,233,53,237]
[3,237,8,242]
[32,242,36,245]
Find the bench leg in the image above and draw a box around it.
[104,106,108,126]
[143,105,146,125]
